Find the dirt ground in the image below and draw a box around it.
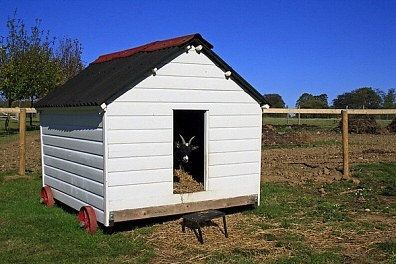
[0,133,41,173]
[2,130,395,183]
[262,131,396,185]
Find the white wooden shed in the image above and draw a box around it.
[36,34,266,230]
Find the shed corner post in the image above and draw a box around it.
[341,110,349,179]
[102,107,110,227]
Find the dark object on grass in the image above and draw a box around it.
[182,209,228,244]
[387,117,396,133]
[336,115,387,134]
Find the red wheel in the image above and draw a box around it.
[40,186,54,207]
[78,206,97,234]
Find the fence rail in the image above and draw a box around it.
[0,107,37,114]
[262,108,396,115]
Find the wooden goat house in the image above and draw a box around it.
[36,34,265,230]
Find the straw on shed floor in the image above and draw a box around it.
[173,169,204,194]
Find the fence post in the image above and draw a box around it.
[342,110,349,179]
[19,108,26,176]
[298,106,301,125]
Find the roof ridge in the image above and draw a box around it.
[91,34,207,64]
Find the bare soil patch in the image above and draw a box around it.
[262,131,396,185]
[0,133,41,172]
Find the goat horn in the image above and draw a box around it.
[188,136,196,145]
[179,134,186,145]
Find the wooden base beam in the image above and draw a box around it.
[113,195,258,223]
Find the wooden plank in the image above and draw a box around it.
[41,111,103,128]
[113,195,258,222]
[42,126,103,142]
[106,115,172,130]
[263,108,396,115]
[42,134,103,156]
[108,168,173,187]
[44,175,104,210]
[43,156,104,183]
[209,150,260,166]
[109,181,172,200]
[209,138,261,153]
[50,188,105,225]
[107,155,172,172]
[135,75,241,91]
[107,102,260,116]
[209,174,259,193]
[0,107,36,114]
[156,62,225,78]
[44,165,104,197]
[209,127,261,141]
[19,109,26,175]
[108,142,171,158]
[116,88,256,104]
[43,145,103,170]
[209,115,260,128]
[209,162,260,178]
[171,50,214,65]
[107,129,172,144]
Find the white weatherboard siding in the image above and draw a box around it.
[106,50,262,212]
[40,109,105,223]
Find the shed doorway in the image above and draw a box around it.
[173,110,206,194]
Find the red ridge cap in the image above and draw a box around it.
[92,34,203,64]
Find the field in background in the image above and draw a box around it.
[0,116,395,263]
[263,116,392,130]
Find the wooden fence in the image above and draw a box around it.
[263,108,396,179]
[1,108,36,175]
[2,107,396,178]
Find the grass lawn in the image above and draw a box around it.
[0,171,154,264]
[0,117,40,141]
[1,163,395,263]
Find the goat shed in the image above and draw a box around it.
[36,34,266,230]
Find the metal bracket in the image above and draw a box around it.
[109,212,115,227]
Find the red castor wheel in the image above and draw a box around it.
[78,206,98,234]
[40,186,54,207]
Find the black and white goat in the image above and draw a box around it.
[175,134,199,170]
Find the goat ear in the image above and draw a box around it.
[192,145,199,150]
[176,142,180,148]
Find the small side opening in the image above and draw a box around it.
[173,110,205,194]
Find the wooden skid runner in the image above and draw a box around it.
[113,195,258,223]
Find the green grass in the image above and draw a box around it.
[0,163,395,263]
[263,116,393,131]
[0,118,40,141]
[249,162,396,263]
[0,173,154,263]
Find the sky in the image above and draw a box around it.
[1,0,396,107]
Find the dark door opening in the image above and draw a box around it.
[173,110,205,194]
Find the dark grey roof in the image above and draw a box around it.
[36,34,266,108]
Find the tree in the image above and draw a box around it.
[296,93,329,108]
[333,87,382,109]
[56,37,84,82]
[263,93,285,108]
[382,88,396,108]
[0,11,84,128]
